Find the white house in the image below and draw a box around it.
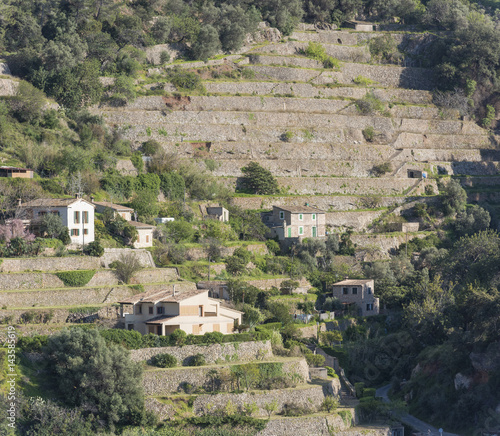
[119,288,243,335]
[20,197,95,246]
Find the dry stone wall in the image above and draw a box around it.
[0,256,100,273]
[130,340,272,364]
[142,358,309,395]
[221,176,436,196]
[204,82,433,104]
[251,43,370,62]
[101,248,155,268]
[192,381,341,418]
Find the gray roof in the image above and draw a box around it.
[21,198,94,208]
[119,288,208,305]
[332,279,373,286]
[274,205,324,214]
[127,220,154,229]
[94,201,134,212]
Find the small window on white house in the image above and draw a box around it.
[366,304,373,311]
[367,287,372,294]
[157,306,164,315]
[299,226,304,235]
[279,211,284,220]
[352,287,358,295]
[312,214,316,220]
[149,307,153,314]
[343,287,349,295]
[299,214,303,221]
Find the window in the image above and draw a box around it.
[287,227,291,238]
[299,214,303,221]
[83,229,88,235]
[149,307,153,314]
[51,211,60,216]
[146,235,149,243]
[157,306,164,315]
[343,287,349,295]
[279,211,284,220]
[38,211,47,217]
[74,211,80,224]
[352,287,358,295]
[367,287,372,295]
[137,235,140,243]
[366,303,373,311]
[312,214,316,220]
[127,324,134,331]
[199,306,203,316]
[298,226,304,235]
[71,229,79,236]
[135,305,142,315]
[83,211,89,224]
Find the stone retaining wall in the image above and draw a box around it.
[0,306,121,324]
[251,43,370,62]
[101,248,155,268]
[0,268,178,291]
[204,82,433,104]
[130,340,273,364]
[221,176,436,196]
[326,211,386,231]
[0,256,101,273]
[0,282,195,309]
[142,358,309,395]
[192,380,341,418]
[229,194,419,211]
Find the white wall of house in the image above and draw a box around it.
[133,227,154,248]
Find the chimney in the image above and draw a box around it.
[173,284,177,296]
[90,196,95,203]
[344,276,349,280]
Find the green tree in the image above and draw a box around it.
[9,81,46,123]
[240,162,279,195]
[191,24,221,61]
[111,253,143,283]
[454,205,490,236]
[43,328,145,427]
[441,178,467,215]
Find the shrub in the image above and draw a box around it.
[323,56,341,70]
[203,331,225,344]
[17,335,49,352]
[169,328,187,346]
[482,104,495,128]
[282,403,312,416]
[281,131,295,142]
[322,395,339,412]
[169,71,204,92]
[84,240,104,257]
[353,75,375,86]
[303,42,327,61]
[56,270,96,287]
[325,366,338,378]
[111,253,143,284]
[142,139,161,156]
[362,126,375,142]
[363,387,376,398]
[355,92,385,115]
[355,382,365,398]
[425,185,435,195]
[130,151,144,172]
[160,51,170,64]
[372,162,392,177]
[305,352,325,367]
[151,353,177,368]
[188,353,206,366]
[99,329,144,349]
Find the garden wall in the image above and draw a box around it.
[130,340,273,364]
[142,358,309,395]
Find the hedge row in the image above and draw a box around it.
[55,270,96,287]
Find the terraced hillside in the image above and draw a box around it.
[95,28,499,237]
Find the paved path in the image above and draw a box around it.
[376,385,460,436]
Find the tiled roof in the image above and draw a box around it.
[119,288,208,305]
[127,220,154,229]
[21,198,94,208]
[274,205,324,214]
[94,201,134,212]
[332,279,373,286]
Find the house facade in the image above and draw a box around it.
[93,200,134,221]
[128,220,154,248]
[206,206,229,222]
[262,205,326,241]
[331,279,379,316]
[20,197,95,246]
[119,288,243,335]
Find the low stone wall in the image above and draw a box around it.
[326,210,386,231]
[142,358,309,395]
[0,78,19,97]
[193,380,341,418]
[185,243,267,261]
[130,340,273,364]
